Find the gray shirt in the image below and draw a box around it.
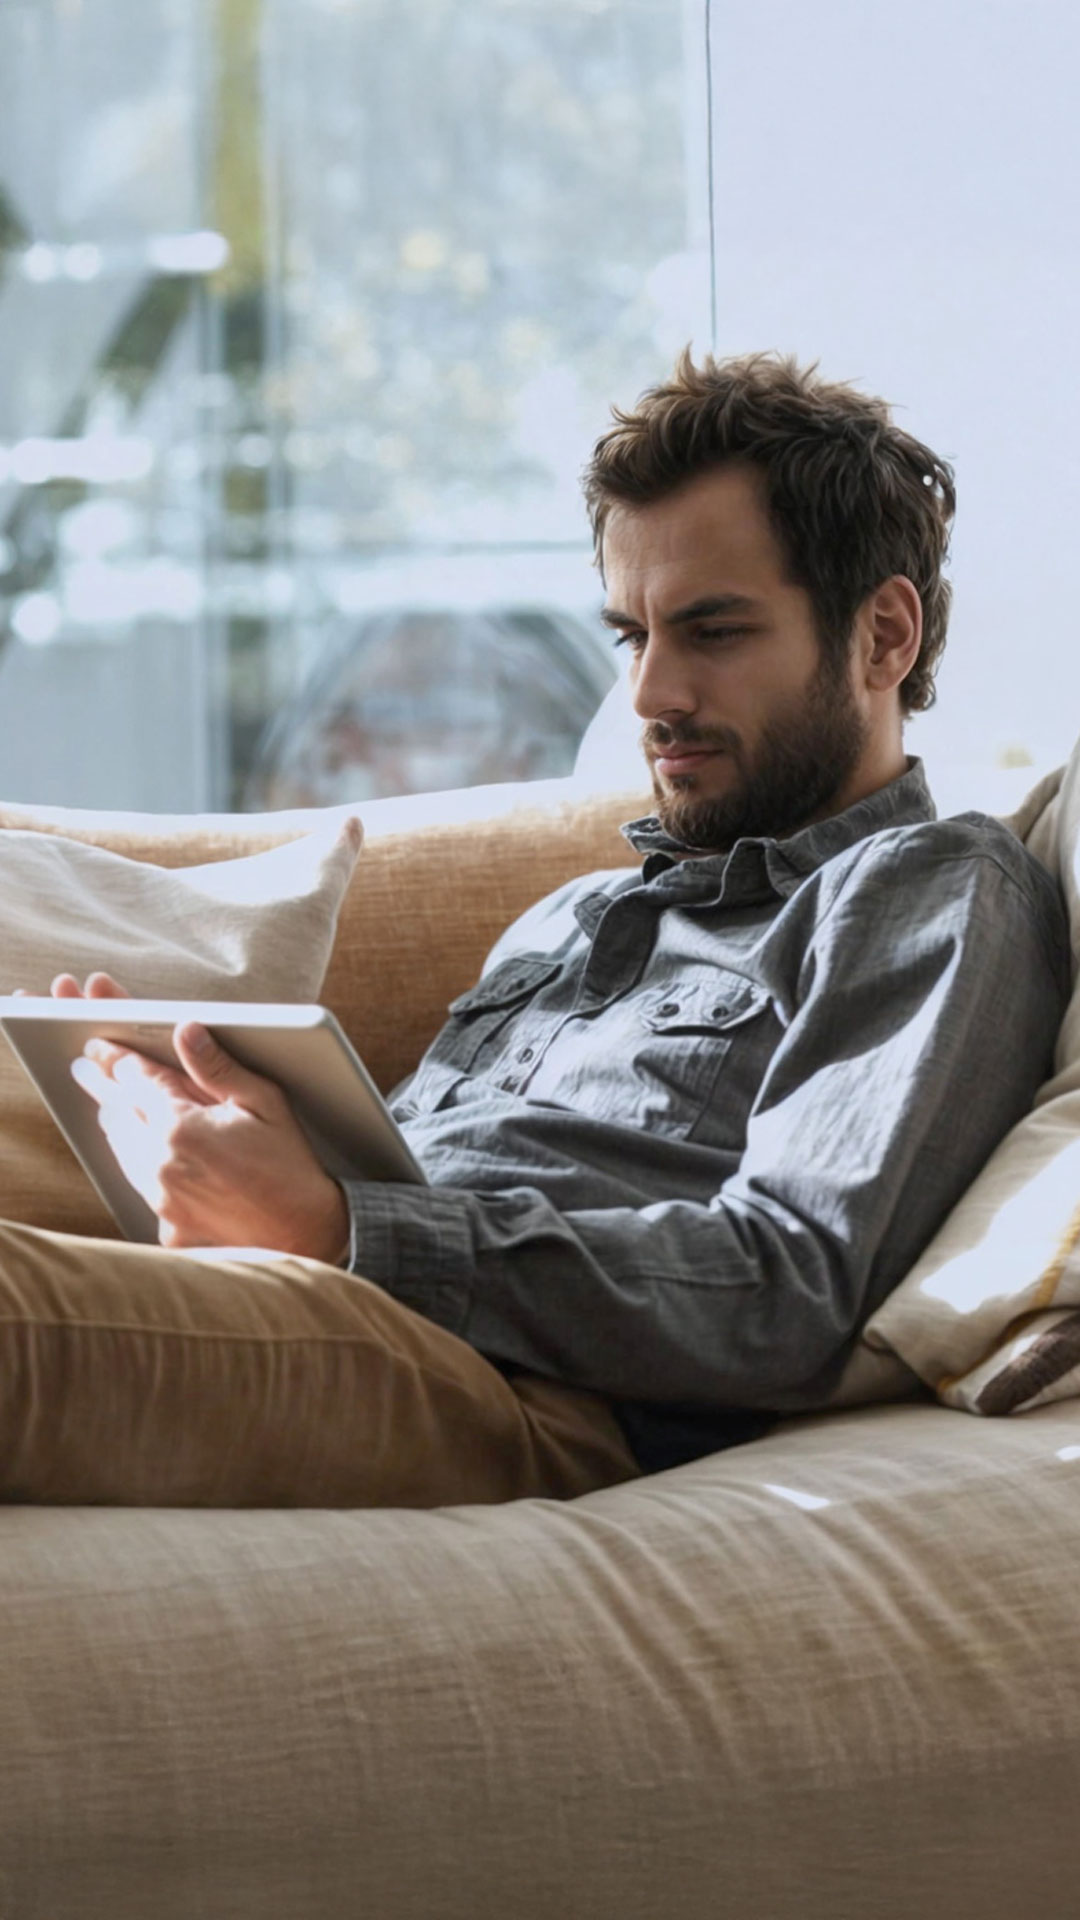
[343,759,1070,1468]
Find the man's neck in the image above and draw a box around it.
[801,741,910,830]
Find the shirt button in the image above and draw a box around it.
[657,1001,680,1016]
[519,1047,534,1062]
[710,1005,729,1020]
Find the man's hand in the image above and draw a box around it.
[49,974,349,1261]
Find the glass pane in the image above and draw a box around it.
[0,0,708,810]
[0,0,219,809]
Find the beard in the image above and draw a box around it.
[643,644,870,853]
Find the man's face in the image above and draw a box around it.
[600,464,870,852]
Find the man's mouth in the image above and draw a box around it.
[652,746,724,778]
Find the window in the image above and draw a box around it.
[0,0,710,809]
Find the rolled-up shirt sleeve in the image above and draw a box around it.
[343,837,1069,1410]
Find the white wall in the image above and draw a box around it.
[706,0,1080,786]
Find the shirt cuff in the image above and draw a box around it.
[340,1178,477,1340]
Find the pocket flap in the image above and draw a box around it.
[643,969,766,1034]
[448,954,561,1017]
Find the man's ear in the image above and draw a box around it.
[861,576,922,692]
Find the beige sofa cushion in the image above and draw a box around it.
[4,1399,1080,1917]
[0,789,640,1239]
[0,818,362,1237]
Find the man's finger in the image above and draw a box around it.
[173,1024,284,1119]
[84,973,132,999]
[84,1040,214,1108]
[108,1051,186,1123]
[83,1037,128,1078]
[50,972,133,999]
[73,1054,189,1131]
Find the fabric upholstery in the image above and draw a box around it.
[3,1401,1080,1917]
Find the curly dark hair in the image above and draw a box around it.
[582,350,955,715]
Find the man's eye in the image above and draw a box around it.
[608,625,753,651]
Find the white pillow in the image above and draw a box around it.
[0,816,362,1236]
[573,674,647,792]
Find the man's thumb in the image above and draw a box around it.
[173,1023,278,1116]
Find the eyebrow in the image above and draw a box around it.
[598,593,764,628]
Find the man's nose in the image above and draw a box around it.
[629,635,699,721]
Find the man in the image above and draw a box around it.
[2,352,1068,1505]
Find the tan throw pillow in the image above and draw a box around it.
[0,818,362,1238]
[853,756,1080,1414]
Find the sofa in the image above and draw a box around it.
[2,761,1080,1919]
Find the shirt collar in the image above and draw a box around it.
[621,757,937,899]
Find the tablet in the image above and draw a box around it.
[0,998,427,1245]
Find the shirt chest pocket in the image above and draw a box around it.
[427,954,562,1080]
[626,967,772,1143]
